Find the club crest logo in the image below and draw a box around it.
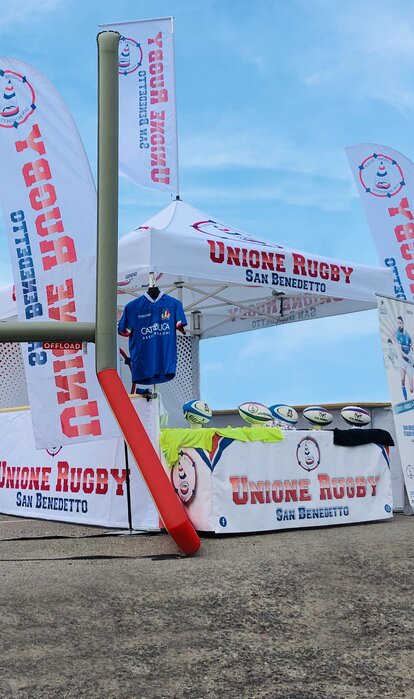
[192,219,284,250]
[296,436,320,472]
[46,446,62,458]
[161,309,170,320]
[118,37,143,76]
[0,69,36,129]
[358,153,405,198]
[171,451,196,503]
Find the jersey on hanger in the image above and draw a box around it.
[118,292,187,384]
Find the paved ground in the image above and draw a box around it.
[0,513,412,699]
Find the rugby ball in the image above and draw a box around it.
[238,402,273,425]
[269,404,298,426]
[183,400,213,428]
[340,406,371,427]
[302,406,333,427]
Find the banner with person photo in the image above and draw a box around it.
[0,57,118,448]
[378,294,414,507]
[100,17,179,194]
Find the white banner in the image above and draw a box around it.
[347,143,414,303]
[0,57,118,448]
[378,294,414,507]
[0,404,159,529]
[163,430,393,533]
[100,18,178,194]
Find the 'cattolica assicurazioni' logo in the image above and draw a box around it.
[118,37,143,76]
[0,69,36,128]
[358,153,405,198]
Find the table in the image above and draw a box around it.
[160,427,394,533]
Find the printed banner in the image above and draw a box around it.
[0,57,118,448]
[347,143,414,303]
[378,294,414,507]
[0,403,159,529]
[163,430,393,533]
[100,18,178,194]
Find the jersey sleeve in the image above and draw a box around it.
[175,300,187,328]
[118,305,132,336]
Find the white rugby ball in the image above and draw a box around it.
[183,400,212,426]
[340,406,371,427]
[269,404,298,425]
[302,406,333,426]
[238,402,273,425]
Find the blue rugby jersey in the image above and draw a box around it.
[118,292,187,384]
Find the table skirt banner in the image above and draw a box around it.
[0,402,159,529]
[163,430,393,533]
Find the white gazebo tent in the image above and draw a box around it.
[114,199,393,425]
[117,199,392,339]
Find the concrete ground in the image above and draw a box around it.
[0,513,412,699]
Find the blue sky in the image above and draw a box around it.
[1,0,414,409]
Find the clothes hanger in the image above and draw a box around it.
[147,285,160,300]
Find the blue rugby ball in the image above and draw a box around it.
[183,400,212,426]
[269,404,298,425]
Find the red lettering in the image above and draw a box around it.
[56,461,70,492]
[318,473,332,500]
[40,236,77,271]
[23,158,51,187]
[230,476,248,505]
[29,183,56,211]
[47,279,76,321]
[110,469,128,496]
[60,402,102,438]
[56,371,87,405]
[149,49,163,62]
[15,123,45,155]
[35,207,64,237]
[394,222,414,243]
[292,253,306,276]
[151,167,170,184]
[388,197,413,220]
[148,31,163,48]
[150,89,168,105]
[96,469,108,495]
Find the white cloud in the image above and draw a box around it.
[0,0,63,29]
[297,1,414,111]
[236,309,380,366]
[181,176,356,213]
[180,124,350,181]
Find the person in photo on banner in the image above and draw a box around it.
[385,338,400,372]
[394,315,414,400]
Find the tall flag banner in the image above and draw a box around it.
[100,18,179,194]
[346,143,414,303]
[0,58,119,449]
[378,294,414,508]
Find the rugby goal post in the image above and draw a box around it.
[0,32,200,556]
